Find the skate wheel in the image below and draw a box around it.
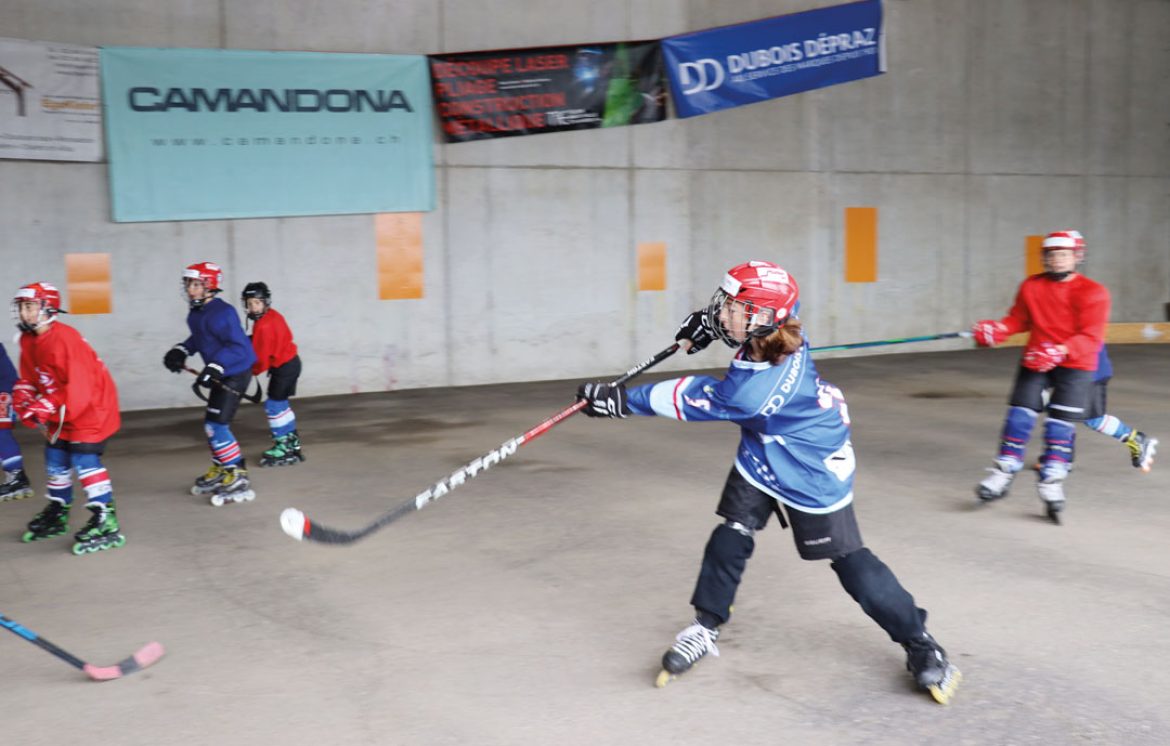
[210,495,226,507]
[21,531,35,543]
[190,486,203,496]
[927,666,962,705]
[71,543,88,556]
[113,535,127,548]
[654,670,674,688]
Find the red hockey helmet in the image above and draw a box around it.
[12,282,64,333]
[1042,230,1084,260]
[706,261,800,347]
[182,262,223,308]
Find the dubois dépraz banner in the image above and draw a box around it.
[429,41,666,142]
[101,47,434,222]
[662,0,885,118]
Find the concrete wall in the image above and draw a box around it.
[1,0,1167,410]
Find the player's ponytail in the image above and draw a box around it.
[754,317,803,364]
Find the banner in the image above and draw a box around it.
[0,37,102,162]
[662,0,885,119]
[101,47,434,222]
[430,41,665,142]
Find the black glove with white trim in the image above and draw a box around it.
[576,382,629,419]
[675,310,716,354]
[196,362,225,388]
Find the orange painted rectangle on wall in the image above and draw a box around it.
[65,253,112,314]
[375,213,424,300]
[844,207,877,283]
[1025,235,1044,277]
[637,242,667,291]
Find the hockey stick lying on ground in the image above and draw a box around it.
[280,342,682,545]
[183,366,263,403]
[1,612,165,681]
[808,331,972,354]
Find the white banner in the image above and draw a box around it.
[0,37,102,162]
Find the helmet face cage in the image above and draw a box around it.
[705,287,781,348]
[704,262,798,348]
[12,283,61,333]
[182,263,223,307]
[241,282,272,320]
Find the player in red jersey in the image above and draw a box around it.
[11,283,125,553]
[242,282,305,467]
[970,230,1111,523]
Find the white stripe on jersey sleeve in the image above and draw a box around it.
[648,376,693,420]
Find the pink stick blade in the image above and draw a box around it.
[82,641,165,681]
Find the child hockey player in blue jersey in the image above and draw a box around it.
[163,262,258,506]
[576,260,961,705]
[0,342,33,501]
[1081,345,1156,471]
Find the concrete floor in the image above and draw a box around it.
[2,346,1168,746]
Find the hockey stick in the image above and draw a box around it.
[808,331,973,354]
[1,612,165,681]
[280,342,682,545]
[183,366,262,403]
[33,404,67,445]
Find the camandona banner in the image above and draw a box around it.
[101,47,435,222]
[429,41,666,142]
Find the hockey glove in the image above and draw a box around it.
[675,310,716,355]
[971,320,1009,348]
[164,344,190,373]
[12,379,37,409]
[14,395,58,429]
[196,362,225,388]
[577,382,629,419]
[1022,342,1066,373]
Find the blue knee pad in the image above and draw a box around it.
[264,398,297,437]
[997,406,1038,467]
[1041,418,1076,480]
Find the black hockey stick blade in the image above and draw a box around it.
[1,613,165,681]
[281,343,681,545]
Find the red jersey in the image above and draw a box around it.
[19,322,121,443]
[998,273,1110,371]
[250,308,298,375]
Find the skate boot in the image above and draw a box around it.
[1124,431,1157,473]
[0,469,34,502]
[191,462,227,496]
[902,632,961,705]
[976,459,1018,502]
[260,431,305,467]
[71,502,126,555]
[1037,478,1066,524]
[655,619,720,688]
[21,499,70,542]
[209,462,255,507]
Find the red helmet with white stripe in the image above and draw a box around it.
[1042,230,1085,260]
[12,282,64,333]
[706,261,800,348]
[183,261,223,308]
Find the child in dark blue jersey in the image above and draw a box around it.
[577,260,960,704]
[163,262,258,506]
[0,342,33,501]
[1082,345,1157,471]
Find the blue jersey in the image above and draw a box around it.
[627,341,855,513]
[1095,345,1112,382]
[0,343,16,392]
[182,297,256,377]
